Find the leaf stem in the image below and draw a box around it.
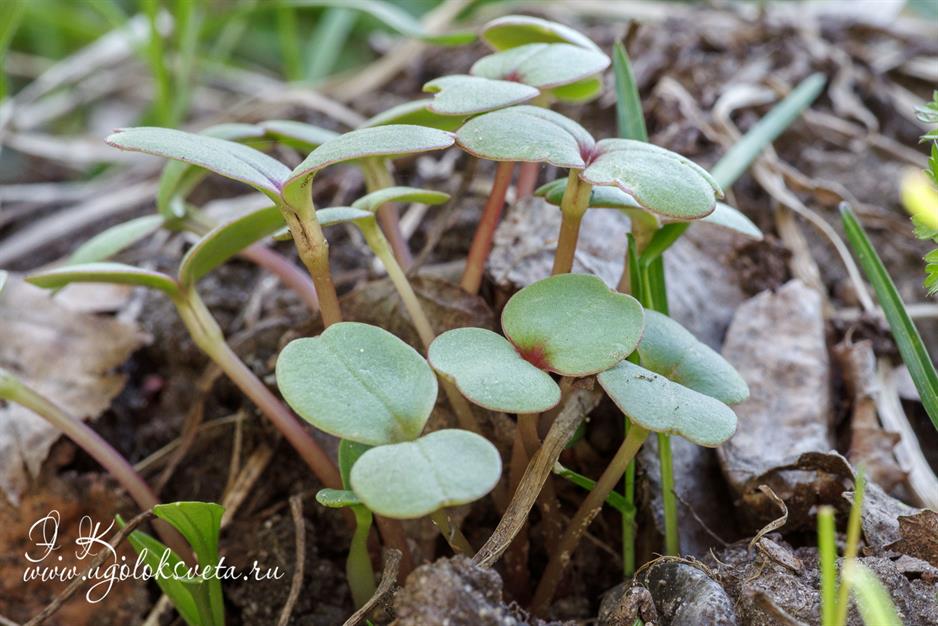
[515,161,540,200]
[0,370,188,557]
[363,159,413,269]
[818,505,838,626]
[361,220,482,435]
[657,433,680,555]
[531,424,650,613]
[552,170,591,275]
[280,196,343,327]
[174,290,342,489]
[461,161,515,294]
[348,506,377,608]
[430,509,473,555]
[239,244,319,315]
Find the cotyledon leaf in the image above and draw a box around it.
[360,99,466,131]
[286,125,455,191]
[598,360,737,447]
[501,273,644,377]
[350,429,502,518]
[455,105,593,169]
[26,262,180,297]
[352,186,450,213]
[428,327,561,413]
[581,139,722,219]
[471,42,609,90]
[638,310,749,404]
[261,119,340,152]
[276,322,438,445]
[548,75,604,103]
[424,75,539,116]
[316,488,362,508]
[179,205,285,287]
[107,127,290,199]
[480,15,601,52]
[66,214,166,266]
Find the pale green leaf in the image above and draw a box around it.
[582,139,722,219]
[502,273,644,376]
[108,127,289,198]
[67,215,165,266]
[471,43,609,90]
[316,206,373,227]
[156,123,266,219]
[699,202,762,239]
[261,119,339,152]
[638,310,749,404]
[480,15,600,52]
[26,262,180,297]
[424,75,539,116]
[276,322,438,445]
[844,563,903,626]
[316,488,362,508]
[352,186,450,213]
[456,105,593,169]
[360,99,466,131]
[179,206,284,287]
[548,75,603,103]
[598,360,737,446]
[428,327,561,413]
[537,179,642,210]
[350,429,502,518]
[339,439,371,487]
[287,125,455,190]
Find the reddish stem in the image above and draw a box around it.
[515,161,540,199]
[460,161,516,294]
[239,244,319,314]
[377,204,413,269]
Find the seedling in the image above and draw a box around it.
[26,209,343,492]
[426,16,611,293]
[276,322,501,562]
[118,501,225,626]
[104,123,455,327]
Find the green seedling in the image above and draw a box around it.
[105,123,455,327]
[426,16,610,293]
[26,211,343,492]
[69,123,323,314]
[530,359,739,612]
[119,502,225,626]
[276,322,501,560]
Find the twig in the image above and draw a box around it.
[343,549,402,626]
[277,495,306,626]
[23,511,155,626]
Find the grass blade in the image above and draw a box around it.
[843,563,903,626]
[841,204,938,430]
[817,506,838,626]
[612,40,647,142]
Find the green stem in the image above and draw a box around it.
[462,160,515,294]
[276,4,302,81]
[623,422,638,576]
[174,290,342,490]
[532,424,650,613]
[361,219,483,435]
[279,190,343,327]
[657,433,679,555]
[551,170,591,275]
[818,505,838,626]
[834,468,866,626]
[431,509,473,555]
[348,506,377,608]
[143,0,171,125]
[363,159,413,269]
[0,370,189,557]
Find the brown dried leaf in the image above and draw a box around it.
[886,510,938,568]
[0,278,147,502]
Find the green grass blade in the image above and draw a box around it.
[554,463,629,514]
[710,73,825,188]
[841,204,938,430]
[305,7,357,82]
[143,0,172,125]
[612,40,647,142]
[817,505,838,626]
[844,563,903,626]
[277,4,303,81]
[0,0,27,101]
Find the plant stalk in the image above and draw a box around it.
[551,170,591,275]
[461,160,515,294]
[657,433,680,555]
[239,244,319,315]
[430,509,473,555]
[361,220,483,435]
[818,505,838,626]
[519,413,563,546]
[175,291,342,489]
[348,506,377,608]
[363,159,413,269]
[0,370,188,558]
[281,208,343,327]
[531,424,650,613]
[515,161,540,200]
[834,468,866,626]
